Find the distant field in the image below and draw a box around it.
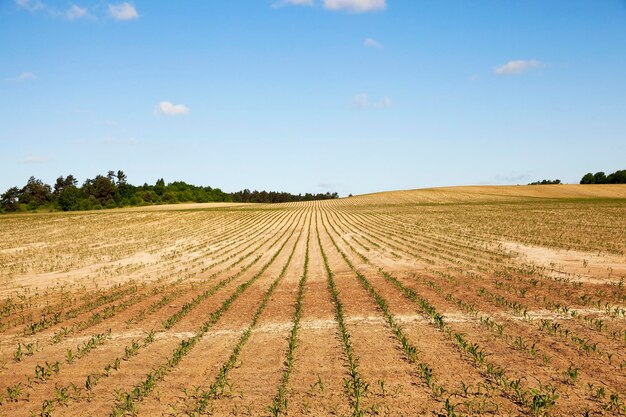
[0,185,625,416]
[345,184,626,205]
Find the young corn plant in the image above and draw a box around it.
[6,382,23,402]
[85,372,100,391]
[34,361,61,382]
[109,218,300,417]
[158,213,298,332]
[320,217,452,402]
[193,223,303,415]
[269,224,311,417]
[324,214,565,417]
[65,348,74,364]
[317,218,367,417]
[13,343,23,362]
[529,384,559,416]
[564,364,579,385]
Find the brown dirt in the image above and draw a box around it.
[501,241,626,284]
[1,188,625,416]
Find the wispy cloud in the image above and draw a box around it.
[273,0,385,12]
[22,156,47,164]
[377,96,392,108]
[494,60,543,75]
[354,94,392,109]
[364,38,383,48]
[272,0,314,8]
[66,5,88,20]
[354,93,369,109]
[108,2,138,20]
[155,101,189,116]
[5,72,37,82]
[17,72,37,81]
[16,1,94,20]
[15,0,45,12]
[324,0,385,12]
[318,182,335,189]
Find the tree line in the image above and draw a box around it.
[230,189,338,203]
[527,169,626,186]
[580,169,626,184]
[528,179,561,185]
[0,170,338,213]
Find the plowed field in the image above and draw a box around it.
[1,185,625,416]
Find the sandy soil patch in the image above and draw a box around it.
[501,241,626,284]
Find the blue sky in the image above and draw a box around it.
[1,0,625,195]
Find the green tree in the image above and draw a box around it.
[117,182,135,200]
[580,173,595,184]
[593,172,607,184]
[116,170,127,185]
[83,175,116,205]
[1,187,21,212]
[607,170,626,184]
[582,169,626,184]
[154,178,165,196]
[161,191,178,203]
[58,186,81,211]
[143,190,159,202]
[53,175,78,196]
[20,176,52,207]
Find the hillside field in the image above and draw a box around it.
[0,185,625,416]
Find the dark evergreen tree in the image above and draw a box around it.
[580,173,595,184]
[607,170,626,184]
[116,170,127,185]
[154,178,165,196]
[1,187,21,212]
[528,179,561,185]
[54,175,78,195]
[593,172,607,184]
[83,175,116,205]
[580,169,626,184]
[58,186,81,211]
[20,176,52,207]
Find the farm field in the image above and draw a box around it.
[0,185,625,417]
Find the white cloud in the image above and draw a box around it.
[15,0,45,12]
[22,156,47,164]
[272,0,314,7]
[324,0,385,12]
[354,93,369,109]
[155,101,189,116]
[364,38,382,48]
[273,0,385,13]
[108,2,138,20]
[5,72,37,82]
[66,5,87,20]
[494,59,543,75]
[16,0,94,20]
[376,96,392,108]
[16,72,36,81]
[354,94,391,109]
